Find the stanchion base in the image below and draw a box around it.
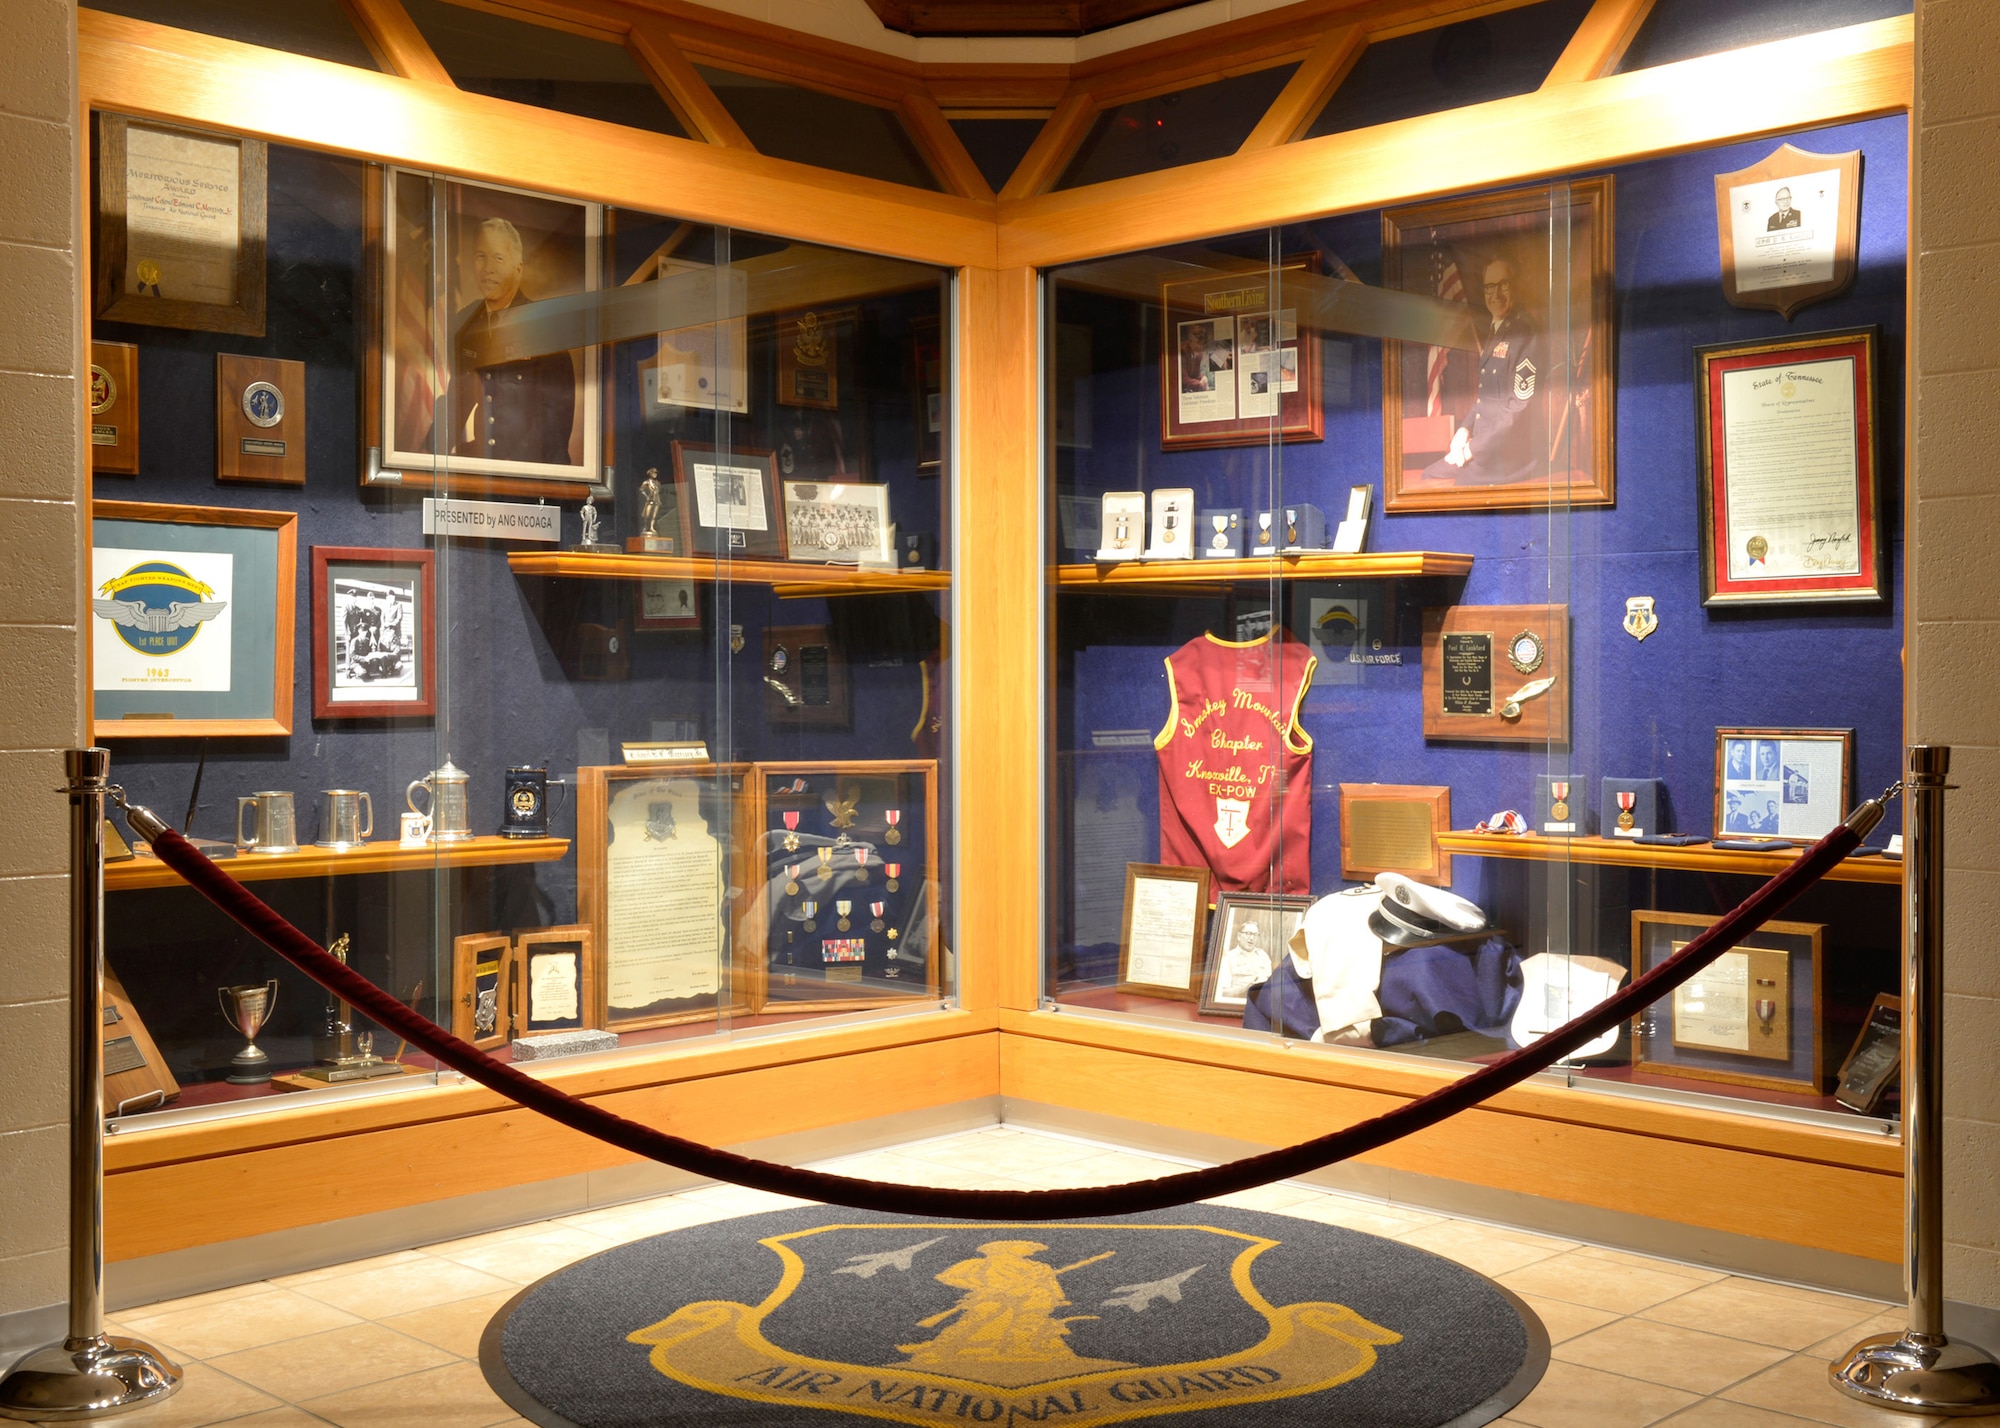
[1831,1331,2000,1416]
[0,1335,181,1421]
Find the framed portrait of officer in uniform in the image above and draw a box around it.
[1380,179,1614,513]
[366,168,602,498]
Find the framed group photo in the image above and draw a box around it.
[1380,178,1614,512]
[311,546,436,720]
[368,168,602,496]
[91,501,296,739]
[783,480,893,564]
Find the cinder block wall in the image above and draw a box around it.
[0,0,83,1350]
[1915,0,2000,1327]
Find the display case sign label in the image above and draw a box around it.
[421,497,560,543]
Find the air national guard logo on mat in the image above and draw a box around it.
[92,560,227,656]
[628,1223,1401,1427]
[1622,595,1658,642]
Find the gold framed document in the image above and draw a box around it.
[1631,910,1825,1094]
[1115,863,1212,1001]
[92,113,267,336]
[1696,328,1883,606]
[1713,143,1861,320]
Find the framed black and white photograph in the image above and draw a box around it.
[367,168,601,497]
[783,480,893,564]
[1199,893,1312,1017]
[1714,726,1852,842]
[673,441,784,559]
[312,546,435,720]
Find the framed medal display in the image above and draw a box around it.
[1631,910,1826,1095]
[90,501,297,739]
[89,341,140,475]
[451,933,514,1051]
[1696,328,1884,606]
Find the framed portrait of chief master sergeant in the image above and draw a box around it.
[1380,179,1614,513]
[365,168,602,498]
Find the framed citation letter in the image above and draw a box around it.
[1696,327,1883,606]
[1116,863,1212,1000]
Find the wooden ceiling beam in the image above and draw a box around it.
[337,0,454,84]
[899,89,999,199]
[996,83,1098,200]
[1542,0,1659,86]
[924,66,1072,112]
[1236,22,1364,149]
[626,16,755,148]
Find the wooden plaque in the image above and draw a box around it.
[1714,143,1861,320]
[777,308,845,410]
[217,353,306,485]
[103,963,178,1116]
[1339,783,1451,885]
[514,926,598,1036]
[1421,603,1569,744]
[765,625,850,728]
[89,341,140,475]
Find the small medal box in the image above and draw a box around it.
[1198,507,1245,558]
[1252,503,1325,554]
[1600,777,1664,840]
[1534,774,1583,837]
[1145,487,1196,560]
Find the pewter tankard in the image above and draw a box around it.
[235,790,298,854]
[408,758,471,843]
[315,789,374,850]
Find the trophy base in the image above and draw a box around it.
[226,1047,272,1085]
[295,1060,407,1084]
[1831,1332,2000,1415]
[0,1334,181,1421]
[572,543,621,554]
[238,844,300,856]
[626,535,676,553]
[313,838,368,852]
[428,829,475,844]
[498,826,551,839]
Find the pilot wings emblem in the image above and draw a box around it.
[92,597,227,633]
[92,558,228,659]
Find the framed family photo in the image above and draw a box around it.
[91,501,296,739]
[367,168,601,496]
[1199,893,1312,1017]
[1713,726,1853,842]
[1160,255,1321,450]
[1380,178,1614,512]
[311,547,435,720]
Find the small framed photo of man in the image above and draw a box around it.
[1380,178,1614,512]
[311,546,436,720]
[1199,893,1313,1018]
[368,169,601,497]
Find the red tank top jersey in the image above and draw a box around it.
[1155,631,1316,894]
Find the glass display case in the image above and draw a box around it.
[90,116,958,1123]
[1042,116,1907,1128]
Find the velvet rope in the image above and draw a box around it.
[141,820,1861,1220]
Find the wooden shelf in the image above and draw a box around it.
[506,551,950,599]
[1435,832,1901,886]
[109,836,570,892]
[1055,550,1474,590]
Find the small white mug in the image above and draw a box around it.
[400,810,432,846]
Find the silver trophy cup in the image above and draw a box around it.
[218,980,279,1084]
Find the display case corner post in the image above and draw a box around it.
[0,748,183,1422]
[1830,743,2000,1414]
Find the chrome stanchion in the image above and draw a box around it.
[0,750,180,1420]
[1832,744,2000,1416]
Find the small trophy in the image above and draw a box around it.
[574,492,618,553]
[627,468,675,553]
[299,935,404,1083]
[218,980,279,1084]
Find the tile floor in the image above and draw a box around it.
[62,1126,1923,1428]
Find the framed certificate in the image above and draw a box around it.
[1160,255,1321,450]
[514,926,597,1036]
[92,114,267,336]
[91,501,296,739]
[674,441,784,559]
[1696,328,1884,605]
[1116,863,1212,1000]
[1714,726,1853,843]
[1631,910,1825,1094]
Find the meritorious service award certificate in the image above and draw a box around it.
[1719,355,1861,583]
[124,124,242,307]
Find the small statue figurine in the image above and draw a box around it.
[579,493,602,548]
[639,468,662,538]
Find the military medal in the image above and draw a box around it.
[770,645,789,675]
[885,862,901,892]
[884,810,902,845]
[1550,781,1570,822]
[1256,513,1274,547]
[1286,510,1299,546]
[1507,630,1544,674]
[781,811,801,852]
[836,900,853,932]
[887,926,899,940]
[801,900,819,932]
[1163,511,1179,546]
[852,846,871,883]
[1211,515,1230,551]
[784,863,801,896]
[826,790,860,831]
[816,846,834,881]
[870,901,886,933]
[1616,790,1637,832]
